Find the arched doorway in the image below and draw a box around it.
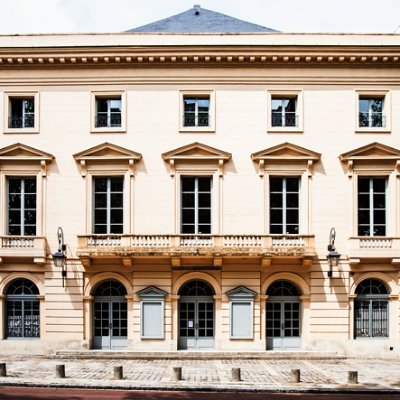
[354,278,389,339]
[5,278,40,339]
[266,280,301,350]
[93,280,127,349]
[178,279,215,350]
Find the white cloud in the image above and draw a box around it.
[0,0,398,34]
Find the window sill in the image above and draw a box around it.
[179,127,215,133]
[355,128,391,134]
[4,128,39,134]
[91,127,126,134]
[267,127,303,134]
[229,336,254,340]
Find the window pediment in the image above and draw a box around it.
[0,143,54,176]
[226,286,256,298]
[339,142,400,175]
[137,286,167,298]
[73,142,142,176]
[251,142,320,176]
[162,142,231,176]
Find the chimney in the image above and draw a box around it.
[194,5,201,15]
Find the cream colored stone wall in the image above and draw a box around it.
[0,33,399,355]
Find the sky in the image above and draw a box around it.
[0,0,399,35]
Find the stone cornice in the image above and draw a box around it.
[0,46,400,67]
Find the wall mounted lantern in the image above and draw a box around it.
[52,227,67,287]
[327,227,340,278]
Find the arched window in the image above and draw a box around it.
[355,278,389,338]
[5,278,40,338]
[267,280,300,297]
[93,280,127,297]
[178,280,215,296]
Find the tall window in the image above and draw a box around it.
[95,97,122,128]
[183,96,210,127]
[271,97,297,127]
[269,177,299,234]
[6,278,40,338]
[9,97,35,128]
[8,177,37,236]
[355,279,389,338]
[93,177,124,234]
[359,97,384,128]
[358,177,386,236]
[181,177,211,234]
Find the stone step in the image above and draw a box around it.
[54,350,345,360]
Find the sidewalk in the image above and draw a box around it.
[0,354,400,393]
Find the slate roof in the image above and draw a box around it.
[127,5,278,33]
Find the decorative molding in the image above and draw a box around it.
[162,142,231,177]
[251,142,320,177]
[73,142,142,176]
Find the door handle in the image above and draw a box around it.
[108,323,113,330]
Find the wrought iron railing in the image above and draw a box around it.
[183,113,209,127]
[271,112,297,127]
[95,112,122,128]
[359,112,385,128]
[8,115,35,128]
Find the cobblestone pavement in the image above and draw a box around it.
[1,355,400,392]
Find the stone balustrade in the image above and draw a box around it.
[0,236,47,264]
[77,234,315,258]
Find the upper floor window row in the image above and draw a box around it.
[2,90,393,134]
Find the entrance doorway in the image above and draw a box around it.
[266,280,301,350]
[178,280,215,350]
[93,280,127,349]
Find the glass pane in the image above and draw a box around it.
[181,225,195,234]
[110,178,123,191]
[286,210,299,224]
[270,177,283,192]
[8,179,21,193]
[182,209,195,224]
[358,210,370,224]
[110,209,123,224]
[96,98,108,113]
[358,226,370,236]
[24,210,36,225]
[94,210,107,224]
[358,194,369,209]
[270,193,282,208]
[110,193,123,207]
[374,226,386,236]
[182,177,195,191]
[110,99,121,112]
[24,194,36,208]
[182,193,195,207]
[358,178,370,192]
[198,224,211,234]
[8,194,21,208]
[198,177,211,191]
[373,178,386,192]
[198,209,211,224]
[94,194,107,208]
[24,179,36,192]
[197,99,209,112]
[8,210,21,225]
[286,178,299,192]
[286,193,299,208]
[286,225,299,234]
[271,99,283,112]
[184,98,196,112]
[359,99,369,114]
[94,178,107,192]
[373,210,386,225]
[270,210,283,224]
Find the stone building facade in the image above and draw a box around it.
[0,7,400,356]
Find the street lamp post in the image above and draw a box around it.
[52,227,67,287]
[327,227,340,278]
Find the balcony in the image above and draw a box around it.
[348,236,400,264]
[0,236,47,264]
[77,234,315,267]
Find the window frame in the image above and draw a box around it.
[267,91,303,133]
[180,176,212,235]
[92,176,125,235]
[269,176,301,235]
[4,92,39,134]
[355,90,391,133]
[7,176,37,236]
[357,176,387,237]
[91,91,126,133]
[179,90,215,133]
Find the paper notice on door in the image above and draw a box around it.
[188,320,194,328]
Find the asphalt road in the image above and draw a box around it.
[1,387,400,400]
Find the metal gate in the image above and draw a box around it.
[92,280,127,350]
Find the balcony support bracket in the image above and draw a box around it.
[213,256,223,267]
[302,256,313,268]
[261,256,272,269]
[349,258,360,265]
[81,257,91,268]
[171,256,181,267]
[34,257,46,265]
[122,257,133,268]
